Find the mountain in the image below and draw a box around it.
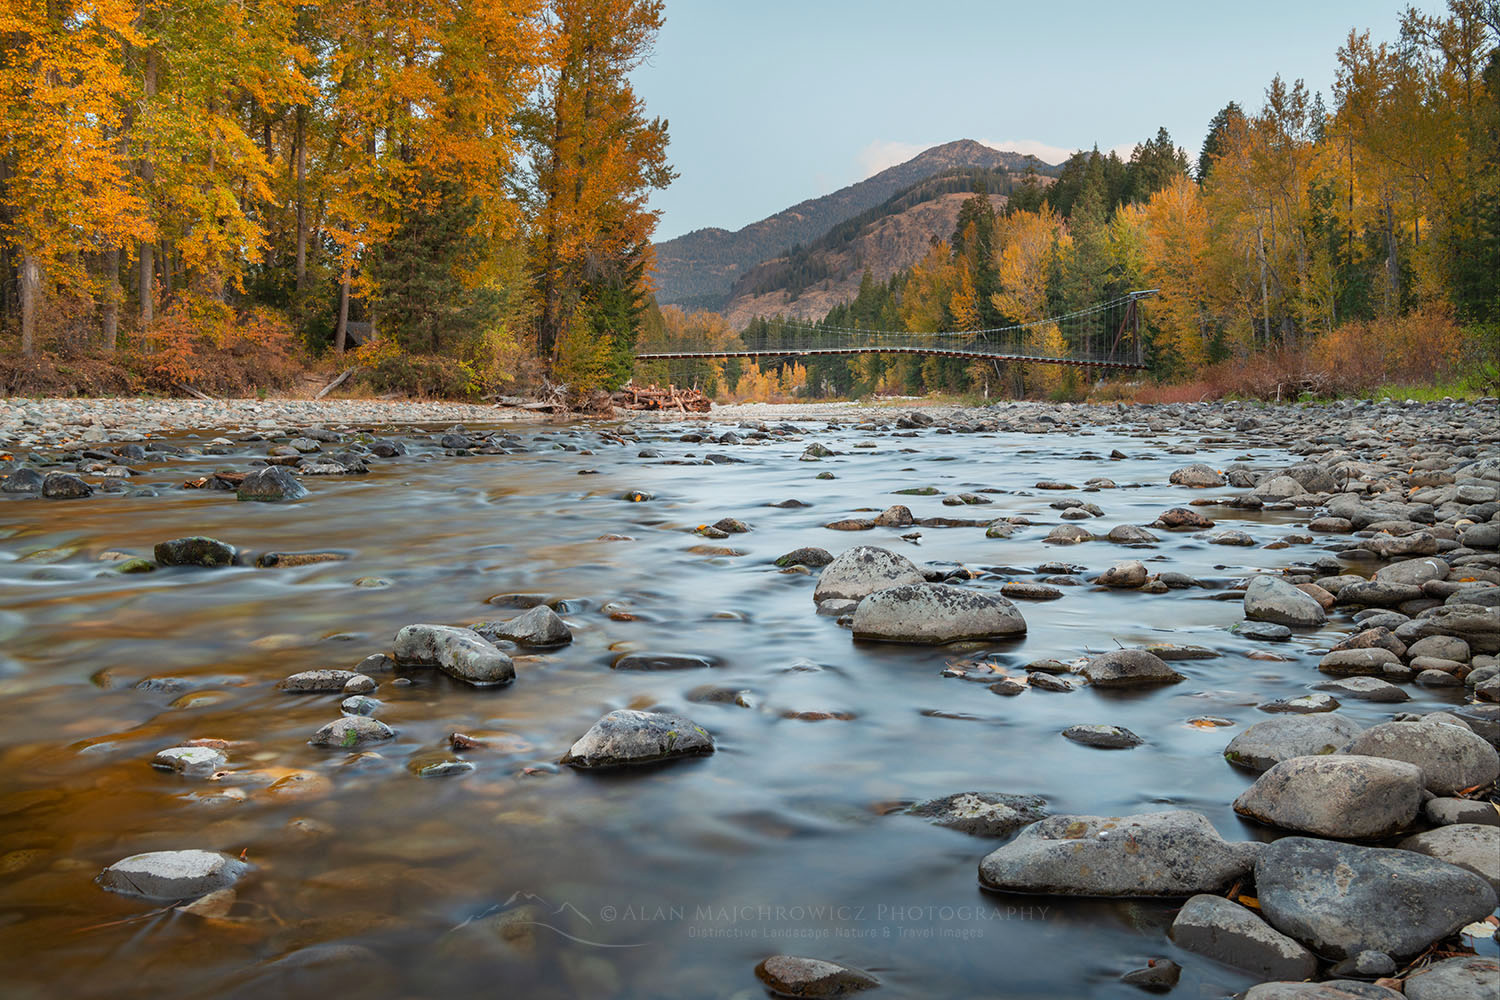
[653,139,1059,311]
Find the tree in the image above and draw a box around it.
[523,0,674,372]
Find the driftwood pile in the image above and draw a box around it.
[611,384,711,413]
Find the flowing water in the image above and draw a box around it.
[0,416,1484,998]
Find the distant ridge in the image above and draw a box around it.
[653,140,1060,311]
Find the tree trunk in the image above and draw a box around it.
[20,250,39,356]
[294,106,307,292]
[102,246,120,349]
[334,274,350,353]
[137,46,158,339]
[1256,221,1271,344]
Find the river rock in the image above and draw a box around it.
[1243,982,1403,1000]
[1234,621,1293,641]
[1406,634,1471,662]
[1118,959,1181,990]
[1373,557,1449,586]
[151,746,227,777]
[560,710,714,768]
[977,810,1260,897]
[1,468,44,493]
[1403,956,1500,1000]
[1312,676,1410,702]
[1259,693,1340,714]
[1169,893,1318,980]
[1398,824,1500,890]
[42,472,92,499]
[1335,580,1425,608]
[1254,836,1498,958]
[1223,715,1363,773]
[850,583,1026,644]
[477,605,572,647]
[1155,507,1214,530]
[776,546,833,568]
[1078,649,1184,687]
[904,791,1048,837]
[873,505,913,527]
[1245,576,1327,627]
[1232,755,1424,838]
[393,624,515,686]
[1062,724,1142,748]
[812,546,925,602]
[278,669,360,692]
[1106,524,1159,544]
[1342,719,1500,795]
[309,717,394,748]
[754,956,878,998]
[1426,796,1500,826]
[154,536,237,568]
[1396,603,1500,653]
[1170,463,1225,487]
[236,465,307,502]
[1096,560,1147,588]
[1317,648,1400,677]
[98,849,247,901]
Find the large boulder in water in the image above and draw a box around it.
[1244,576,1326,627]
[1078,649,1184,688]
[812,546,924,602]
[977,810,1260,897]
[1254,836,1497,959]
[1232,755,1424,839]
[236,465,307,502]
[851,583,1026,644]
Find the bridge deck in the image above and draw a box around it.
[635,346,1147,370]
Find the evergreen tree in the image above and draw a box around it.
[1197,102,1245,182]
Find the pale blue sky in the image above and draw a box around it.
[635,0,1445,241]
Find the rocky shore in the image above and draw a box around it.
[1,393,1498,998]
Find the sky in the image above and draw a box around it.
[634,0,1446,242]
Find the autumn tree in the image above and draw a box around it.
[523,0,674,388]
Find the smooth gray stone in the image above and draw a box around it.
[1342,719,1500,795]
[1402,956,1500,1000]
[393,624,515,686]
[978,810,1260,897]
[812,545,925,602]
[1078,648,1184,687]
[851,583,1026,644]
[1244,575,1326,627]
[98,850,247,901]
[1223,715,1363,773]
[561,710,713,768]
[1169,893,1318,981]
[904,792,1047,837]
[1232,754,1423,838]
[1398,824,1500,890]
[1254,836,1498,959]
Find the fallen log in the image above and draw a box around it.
[314,367,357,400]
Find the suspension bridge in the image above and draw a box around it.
[635,289,1158,370]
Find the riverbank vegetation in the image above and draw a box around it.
[0,0,671,397]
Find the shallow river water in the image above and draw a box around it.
[0,415,1487,999]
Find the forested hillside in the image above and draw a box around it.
[652,140,1056,311]
[0,0,672,397]
[651,1,1500,403]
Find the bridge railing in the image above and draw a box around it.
[638,323,1127,364]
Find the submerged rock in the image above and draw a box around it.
[153,536,237,567]
[1062,724,1142,748]
[754,955,878,998]
[850,583,1026,644]
[309,717,394,748]
[977,810,1260,897]
[151,746,227,777]
[904,791,1047,837]
[561,710,713,768]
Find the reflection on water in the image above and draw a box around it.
[0,418,1476,998]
